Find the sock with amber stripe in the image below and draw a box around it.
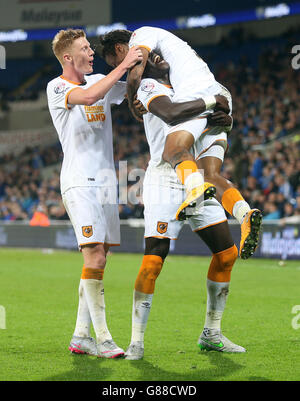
[130,255,163,343]
[221,188,251,224]
[204,245,238,330]
[81,266,112,343]
[175,160,204,193]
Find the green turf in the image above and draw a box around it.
[0,247,299,381]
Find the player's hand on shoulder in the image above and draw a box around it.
[207,111,233,129]
[214,95,230,114]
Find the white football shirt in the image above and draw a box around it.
[129,26,219,102]
[137,78,183,188]
[47,74,126,194]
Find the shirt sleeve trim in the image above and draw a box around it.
[147,94,168,110]
[136,44,151,52]
[65,87,78,110]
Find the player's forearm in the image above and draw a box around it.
[68,64,128,106]
[127,69,143,109]
[90,63,128,100]
[127,50,148,107]
[155,99,207,126]
[126,47,148,115]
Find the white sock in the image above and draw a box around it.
[204,279,230,330]
[131,290,153,343]
[81,279,112,344]
[73,279,91,338]
[185,171,204,193]
[232,200,251,224]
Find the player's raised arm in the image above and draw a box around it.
[98,29,153,117]
[126,47,149,116]
[148,94,230,126]
[68,47,143,106]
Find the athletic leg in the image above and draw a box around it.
[195,222,246,352]
[197,155,262,259]
[163,130,216,221]
[125,237,170,360]
[64,187,123,357]
[69,278,96,355]
[79,243,124,358]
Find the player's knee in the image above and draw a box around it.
[94,253,107,269]
[135,255,164,293]
[217,244,238,269]
[86,254,106,269]
[141,264,162,282]
[141,255,163,280]
[163,133,194,167]
[208,245,238,282]
[82,244,107,269]
[163,146,192,167]
[204,170,219,183]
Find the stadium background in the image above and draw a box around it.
[0,0,300,384]
[1,0,300,259]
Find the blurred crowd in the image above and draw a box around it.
[223,142,300,221]
[1,29,300,223]
[0,145,67,223]
[219,31,300,222]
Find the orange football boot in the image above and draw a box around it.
[239,209,262,259]
[175,182,216,221]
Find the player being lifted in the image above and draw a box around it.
[99,28,262,260]
[101,50,246,359]
[47,29,143,358]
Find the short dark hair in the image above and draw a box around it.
[99,29,132,58]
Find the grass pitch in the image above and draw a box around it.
[0,247,299,381]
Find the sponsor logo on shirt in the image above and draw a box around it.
[84,105,106,123]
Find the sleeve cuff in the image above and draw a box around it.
[65,87,78,110]
[146,94,167,110]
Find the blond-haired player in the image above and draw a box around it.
[99,28,262,261]
[47,28,142,358]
